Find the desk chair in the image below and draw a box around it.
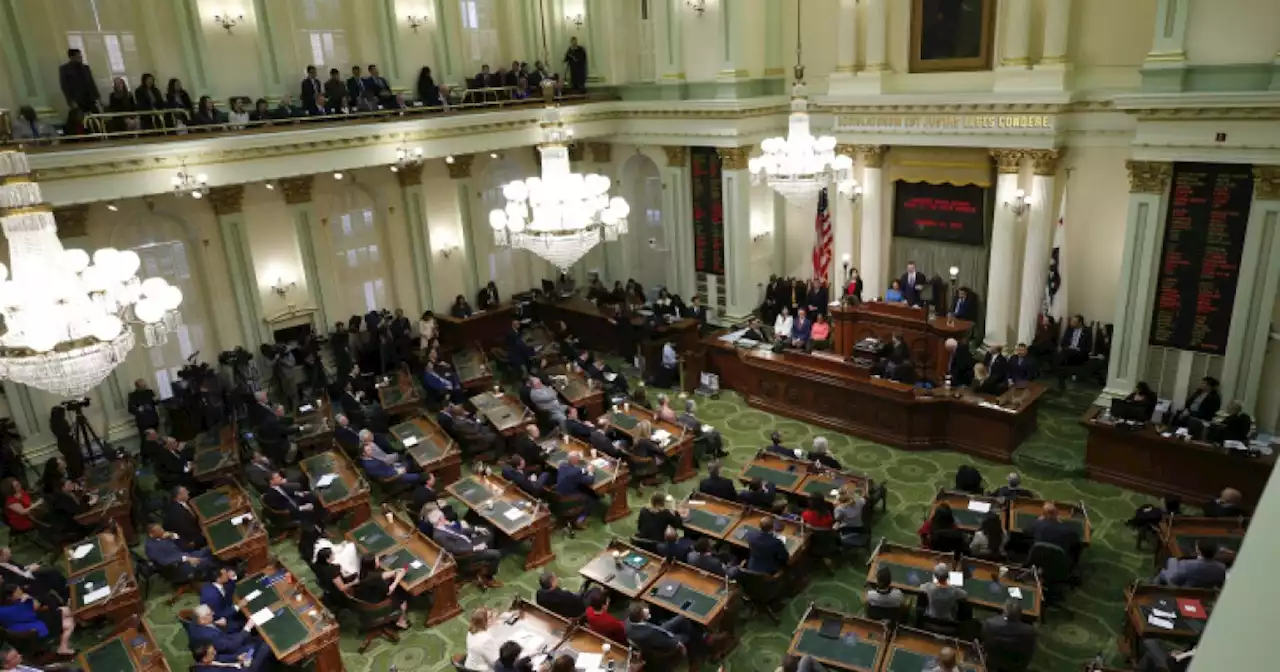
[0,515,54,555]
[806,527,845,572]
[736,567,786,624]
[0,626,58,666]
[913,592,972,638]
[865,601,911,628]
[349,594,402,652]
[545,490,590,538]
[131,550,159,600]
[626,633,685,672]
[156,559,202,605]
[261,501,301,543]
[928,528,968,555]
[1026,542,1080,610]
[628,536,661,555]
[982,633,1036,672]
[620,450,661,488]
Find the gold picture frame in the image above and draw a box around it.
[910,0,997,73]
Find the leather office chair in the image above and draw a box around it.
[1026,542,1079,607]
[736,568,785,624]
[260,501,301,543]
[545,490,590,537]
[349,594,402,652]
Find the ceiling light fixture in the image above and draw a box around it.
[171,161,209,199]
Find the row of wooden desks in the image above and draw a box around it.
[1158,515,1247,566]
[300,450,372,526]
[191,484,270,574]
[868,543,1045,622]
[346,507,462,626]
[389,415,464,487]
[740,452,875,505]
[194,424,242,483]
[540,435,632,522]
[605,404,697,483]
[790,604,987,672]
[1121,583,1216,659]
[64,524,144,627]
[78,621,170,672]
[447,472,556,569]
[472,598,637,672]
[927,491,1094,545]
[232,565,342,672]
[579,540,736,636]
[681,495,809,564]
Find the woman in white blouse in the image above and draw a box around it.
[773,307,793,343]
[418,310,438,347]
[463,607,500,670]
[226,97,250,130]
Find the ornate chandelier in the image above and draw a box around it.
[748,0,855,204]
[488,107,630,271]
[171,161,209,199]
[0,150,183,398]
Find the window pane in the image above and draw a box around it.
[331,202,390,315]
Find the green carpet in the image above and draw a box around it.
[24,379,1156,672]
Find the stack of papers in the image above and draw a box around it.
[949,571,965,586]
[590,458,610,469]
[83,586,111,604]
[243,589,263,603]
[316,474,337,488]
[230,513,253,525]
[503,508,525,521]
[1007,587,1023,599]
[1147,614,1175,629]
[402,436,419,447]
[653,429,672,443]
[576,653,604,671]
[967,500,992,513]
[298,404,314,413]
[409,560,424,570]
[250,608,275,626]
[70,544,94,560]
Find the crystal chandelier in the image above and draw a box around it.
[748,0,855,204]
[171,161,209,199]
[488,107,630,271]
[389,145,424,173]
[0,150,183,397]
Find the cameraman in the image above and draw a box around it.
[128,379,161,438]
[49,406,85,480]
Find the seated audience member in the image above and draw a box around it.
[741,317,768,342]
[657,527,694,562]
[563,406,594,440]
[536,572,586,619]
[1175,376,1222,427]
[1055,315,1092,389]
[800,492,833,529]
[950,286,978,321]
[773,308,793,344]
[981,601,1037,667]
[738,478,778,511]
[584,588,627,643]
[809,436,842,469]
[636,493,684,541]
[1216,402,1253,443]
[1025,502,1081,555]
[1202,487,1245,518]
[359,441,422,489]
[866,565,905,609]
[765,431,793,458]
[991,472,1035,500]
[1123,382,1159,419]
[653,394,678,424]
[554,452,596,526]
[200,566,244,630]
[984,344,1010,383]
[191,641,269,672]
[164,485,206,549]
[809,314,831,349]
[493,641,536,672]
[970,363,1007,396]
[446,404,505,457]
[0,584,76,656]
[686,537,734,577]
[262,471,320,524]
[780,654,829,672]
[746,516,790,574]
[624,602,694,657]
[1007,342,1037,383]
[430,514,503,588]
[944,338,974,387]
[528,376,567,425]
[1,479,41,536]
[626,421,666,464]
[312,546,357,599]
[354,555,410,629]
[186,604,263,665]
[145,523,219,581]
[450,295,474,318]
[503,455,550,497]
[918,503,964,552]
[884,280,905,303]
[1157,539,1227,589]
[0,547,69,606]
[789,309,813,348]
[920,563,968,621]
[506,423,545,469]
[698,462,738,502]
[833,491,869,547]
[423,361,466,404]
[969,512,1006,558]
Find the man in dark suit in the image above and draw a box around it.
[535,572,587,619]
[898,261,928,306]
[261,471,319,524]
[127,379,160,437]
[686,538,734,577]
[346,65,369,107]
[163,486,206,549]
[59,49,100,112]
[359,442,423,491]
[300,65,323,115]
[951,286,979,322]
[333,414,361,454]
[473,64,498,88]
[738,479,777,510]
[587,420,623,459]
[447,404,504,458]
[1215,403,1253,443]
[990,472,1036,500]
[365,64,396,107]
[1157,539,1227,589]
[1008,343,1037,383]
[1025,502,1081,556]
[323,68,346,112]
[564,406,594,440]
[0,547,69,606]
[50,478,94,520]
[191,642,269,672]
[698,462,738,502]
[657,527,695,562]
[187,605,262,665]
[1201,487,1245,518]
[199,566,244,630]
[624,602,693,658]
[805,280,829,317]
[506,320,538,373]
[764,431,793,458]
[477,281,501,310]
[144,524,218,581]
[257,405,299,466]
[981,600,1037,668]
[430,515,503,588]
[555,451,596,498]
[1055,314,1092,389]
[155,436,196,491]
[139,428,165,466]
[684,295,710,326]
[1177,376,1222,425]
[502,455,550,497]
[944,338,974,387]
[746,516,789,575]
[984,345,1010,385]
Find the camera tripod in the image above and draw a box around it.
[68,405,107,465]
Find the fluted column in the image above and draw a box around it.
[662,146,695,297]
[718,147,754,320]
[858,146,888,298]
[210,185,268,348]
[448,155,482,299]
[1100,161,1173,404]
[396,164,435,312]
[999,0,1032,69]
[832,145,859,291]
[1141,0,1191,92]
[1039,0,1072,67]
[828,0,859,90]
[1220,167,1280,417]
[986,150,1025,347]
[1016,150,1060,345]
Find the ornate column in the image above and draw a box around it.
[280,176,335,331]
[653,0,686,84]
[854,0,887,93]
[858,146,888,298]
[985,150,1026,347]
[999,0,1032,69]
[1220,167,1280,415]
[718,147,754,320]
[210,185,268,348]
[396,164,435,312]
[662,146,695,297]
[1016,150,1060,345]
[448,155,481,299]
[1141,0,1191,92]
[832,145,859,291]
[1100,161,1172,404]
[1039,0,1072,68]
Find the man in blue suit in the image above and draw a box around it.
[502,455,550,497]
[424,364,466,404]
[951,286,979,322]
[506,319,539,373]
[192,641,270,672]
[564,406,594,440]
[746,516,790,575]
[200,566,244,630]
[359,442,423,488]
[555,451,597,527]
[898,261,928,307]
[789,308,813,348]
[1008,343,1038,383]
[657,527,694,562]
[145,524,218,581]
[334,413,362,453]
[187,605,265,668]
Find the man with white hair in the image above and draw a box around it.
[528,376,567,426]
[945,337,975,387]
[187,603,263,664]
[919,562,968,621]
[555,451,597,527]
[334,413,361,453]
[810,437,842,470]
[991,472,1035,500]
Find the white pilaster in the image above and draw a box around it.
[833,146,859,291]
[986,150,1025,347]
[1100,161,1173,404]
[1016,151,1059,346]
[719,147,755,320]
[662,146,695,297]
[858,146,887,298]
[1040,0,1072,66]
[1141,0,1191,91]
[654,0,686,83]
[993,0,1037,91]
[827,0,859,94]
[1220,168,1280,415]
[850,0,886,94]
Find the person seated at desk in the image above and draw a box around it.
[698,462,738,502]
[918,503,965,553]
[625,420,666,464]
[585,588,628,644]
[789,308,813,348]
[1,479,40,536]
[312,546,357,600]
[429,513,503,588]
[528,376,567,426]
[186,605,262,665]
[1157,539,1227,589]
[653,289,677,318]
[576,350,630,394]
[145,523,219,581]
[738,478,779,511]
[424,359,466,405]
[477,280,501,311]
[809,437,841,470]
[245,451,307,495]
[444,404,506,458]
[808,314,831,350]
[49,478,96,528]
[1175,376,1222,428]
[652,393,678,425]
[0,584,76,657]
[866,565,905,609]
[503,455,549,497]
[925,647,960,672]
[1215,403,1253,444]
[510,423,547,469]
[741,317,768,342]
[585,277,610,303]
[1124,382,1159,420]
[657,526,695,561]
[765,431,794,458]
[554,452,596,527]
[463,608,501,671]
[1026,502,1081,555]
[587,418,622,459]
[155,436,197,491]
[0,548,68,607]
[200,567,244,631]
[876,334,912,380]
[354,554,411,630]
[333,413,362,453]
[920,562,968,621]
[164,485,206,550]
[951,286,979,322]
[636,493,685,541]
[450,294,474,318]
[1055,314,1092,390]
[686,537,736,578]
[944,338,974,387]
[624,602,695,659]
[536,571,587,619]
[990,472,1035,500]
[190,641,270,672]
[983,344,1010,384]
[1007,343,1037,384]
[745,516,789,575]
[564,406,594,440]
[684,294,710,327]
[969,512,1006,559]
[970,363,1008,396]
[1202,487,1246,518]
[773,307,793,344]
[262,471,321,524]
[257,405,301,466]
[884,279,905,304]
[981,601,1037,669]
[800,492,833,529]
[834,491,869,547]
[359,441,423,487]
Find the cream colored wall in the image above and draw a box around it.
[1061,145,1130,322]
[782,0,838,90]
[421,161,471,308]
[1067,0,1155,90]
[1184,0,1280,66]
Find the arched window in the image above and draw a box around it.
[328,188,389,316]
[622,155,666,293]
[459,0,501,70]
[478,160,539,297]
[64,0,142,90]
[293,0,349,72]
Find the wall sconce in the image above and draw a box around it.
[751,230,771,243]
[837,180,862,203]
[566,13,584,28]
[1004,188,1028,216]
[686,0,707,16]
[438,244,458,259]
[406,15,429,32]
[214,13,243,34]
[271,276,297,299]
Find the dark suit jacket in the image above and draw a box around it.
[947,346,975,386]
[1027,518,1080,553]
[346,76,368,102]
[898,271,928,305]
[199,581,239,623]
[51,491,89,518]
[636,508,682,541]
[746,530,789,574]
[625,620,683,655]
[154,449,191,486]
[698,475,738,502]
[951,293,979,321]
[738,486,776,510]
[657,537,694,562]
[1184,389,1221,421]
[323,79,346,107]
[164,501,205,547]
[1008,355,1037,382]
[477,287,501,310]
[144,537,187,568]
[1060,326,1092,353]
[981,615,1037,662]
[262,484,311,516]
[1218,412,1252,443]
[502,466,544,497]
[187,622,253,656]
[688,551,729,577]
[301,77,323,109]
[506,328,537,365]
[555,463,594,496]
[985,353,1010,384]
[536,586,586,619]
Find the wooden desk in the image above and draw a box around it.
[346,508,462,626]
[469,599,631,668]
[78,622,170,672]
[1081,406,1275,509]
[928,490,1004,533]
[438,303,517,349]
[704,337,1045,463]
[300,450,372,526]
[190,484,252,525]
[69,552,142,626]
[1158,516,1247,566]
[523,324,563,364]
[378,368,422,417]
[64,526,128,576]
[470,390,534,435]
[294,395,335,449]
[725,507,810,562]
[579,539,664,598]
[880,626,985,672]
[789,603,889,672]
[681,494,744,539]
[1006,498,1093,546]
[390,416,464,488]
[232,566,341,672]
[196,484,269,574]
[78,458,137,544]
[194,424,241,483]
[557,616,638,670]
[606,405,696,483]
[741,452,875,501]
[1121,583,1216,657]
[829,303,974,382]
[548,364,606,419]
[537,297,700,377]
[453,346,496,391]
[867,542,1042,621]
[544,436,631,522]
[447,473,555,569]
[643,561,735,634]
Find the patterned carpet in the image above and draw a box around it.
[17,379,1162,672]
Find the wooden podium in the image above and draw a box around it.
[829,302,973,382]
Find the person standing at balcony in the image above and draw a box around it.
[347,65,370,110]
[301,64,324,115]
[563,37,588,93]
[59,48,100,113]
[473,64,497,89]
[326,68,348,113]
[366,64,397,108]
[134,73,164,131]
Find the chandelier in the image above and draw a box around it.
[488,107,629,271]
[0,150,183,397]
[171,161,209,199]
[390,145,424,173]
[748,0,855,204]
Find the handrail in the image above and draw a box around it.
[84,108,189,135]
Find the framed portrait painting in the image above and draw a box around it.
[910,0,996,73]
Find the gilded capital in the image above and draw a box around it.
[446,154,474,179]
[395,163,425,187]
[1253,165,1280,201]
[567,144,585,163]
[990,149,1026,174]
[54,204,89,239]
[836,145,858,159]
[587,142,612,164]
[662,146,688,167]
[856,145,888,169]
[280,176,313,205]
[1027,149,1061,176]
[208,185,246,216]
[1126,161,1172,194]
[716,146,752,171]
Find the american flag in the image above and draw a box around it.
[811,188,833,281]
[1043,187,1068,324]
